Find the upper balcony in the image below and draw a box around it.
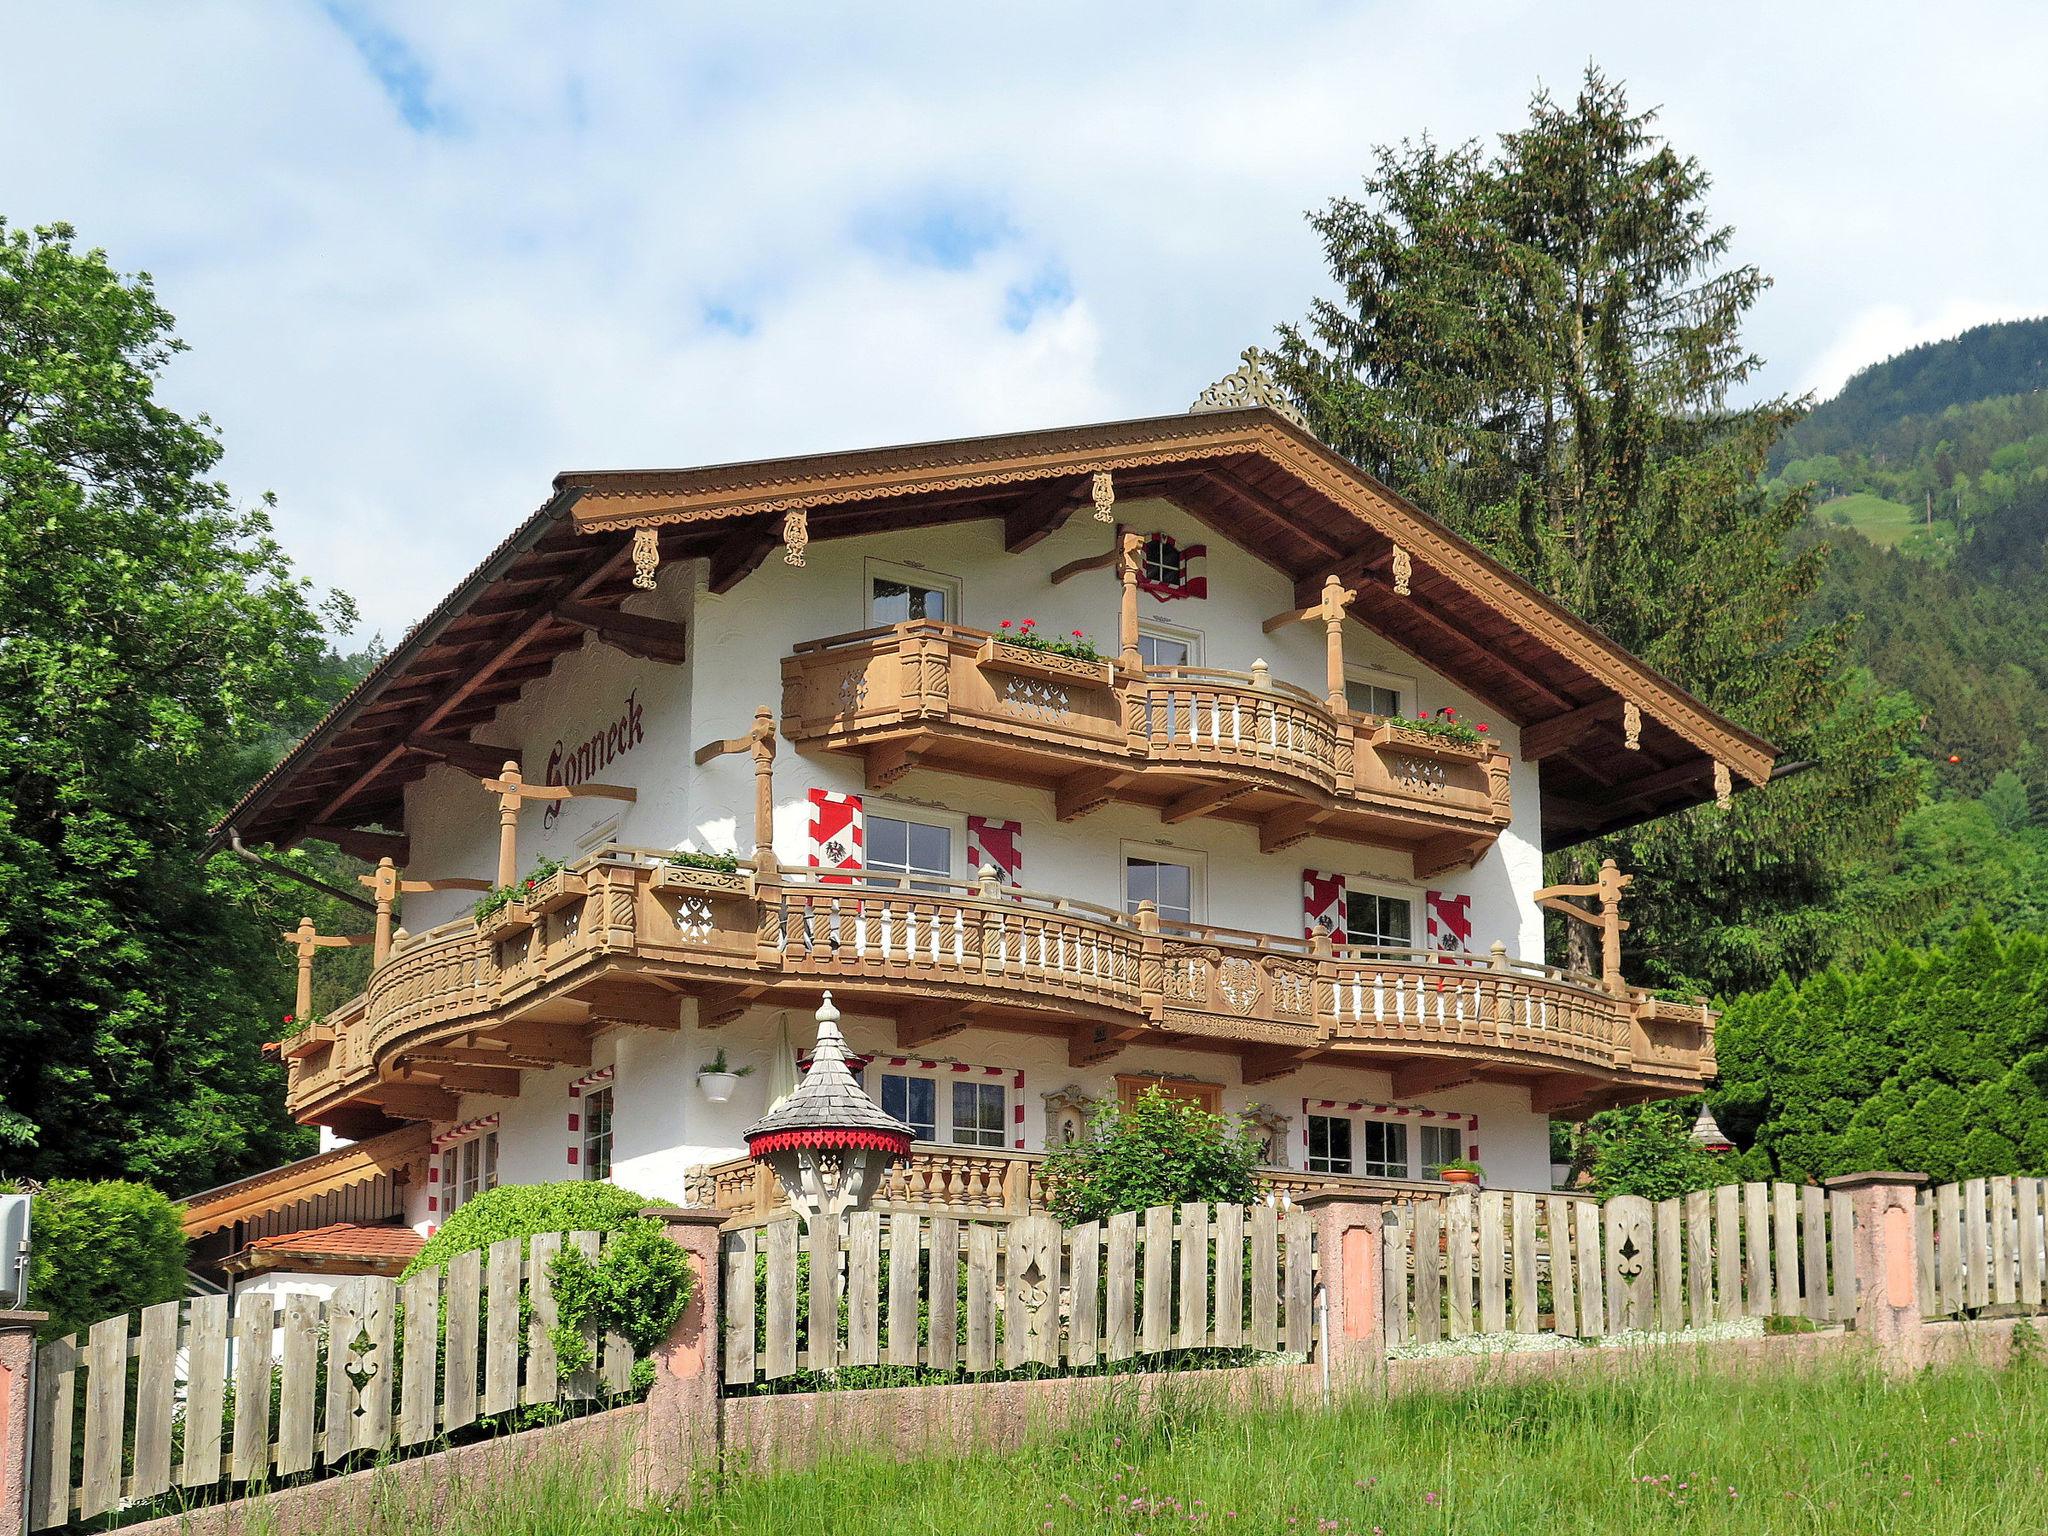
[782,621,1513,876]
[282,848,1714,1138]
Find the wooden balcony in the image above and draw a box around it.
[781,621,1513,874]
[683,1145,1538,1228]
[284,849,1712,1136]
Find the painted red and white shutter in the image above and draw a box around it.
[1425,890,1474,962]
[1303,870,1346,944]
[807,788,863,883]
[967,816,1023,887]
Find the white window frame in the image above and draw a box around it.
[1343,663,1416,721]
[1121,841,1206,926]
[1344,878,1419,952]
[862,800,966,888]
[1305,1113,1353,1175]
[865,557,962,628]
[1418,1122,1465,1179]
[1136,618,1203,671]
[439,1129,499,1215]
[581,1086,614,1182]
[1303,1112,1467,1181]
[871,1066,1011,1149]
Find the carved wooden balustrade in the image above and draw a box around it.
[780,622,1511,865]
[284,849,1712,1124]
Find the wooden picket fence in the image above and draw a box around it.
[28,1231,635,1530]
[721,1202,1318,1386]
[1918,1175,2048,1318]
[1381,1183,1858,1346]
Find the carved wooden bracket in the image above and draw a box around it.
[553,601,687,664]
[631,527,660,590]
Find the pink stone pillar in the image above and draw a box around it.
[1296,1195,1386,1394]
[640,1208,726,1499]
[0,1310,46,1536]
[1824,1171,1929,1375]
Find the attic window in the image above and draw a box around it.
[1142,535,1184,588]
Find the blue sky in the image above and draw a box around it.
[3,2,2045,639]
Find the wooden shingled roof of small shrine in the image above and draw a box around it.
[214,401,1780,856]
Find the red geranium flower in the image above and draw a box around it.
[1072,630,1084,638]
[1476,724,1489,733]
[283,1013,295,1024]
[1000,619,1012,629]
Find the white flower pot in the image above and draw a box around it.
[1551,1161,1573,1189]
[697,1071,742,1104]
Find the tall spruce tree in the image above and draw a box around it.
[1271,68,1919,995]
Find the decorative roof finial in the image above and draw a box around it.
[1689,1104,1734,1153]
[1190,348,1313,435]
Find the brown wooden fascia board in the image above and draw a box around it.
[565,411,1773,784]
[179,1124,429,1237]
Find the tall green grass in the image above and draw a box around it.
[312,1354,2047,1535]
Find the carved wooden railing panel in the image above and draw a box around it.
[1130,668,1339,795]
[1324,947,1629,1070]
[353,921,498,1070]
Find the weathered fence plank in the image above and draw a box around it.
[1655,1198,1684,1333]
[1800,1186,1830,1323]
[1478,1191,1507,1334]
[724,1229,759,1385]
[1177,1202,1210,1350]
[79,1314,127,1518]
[845,1211,881,1367]
[232,1292,277,1478]
[131,1299,179,1500]
[1007,1214,1062,1368]
[1070,1219,1103,1363]
[444,1248,482,1429]
[1992,1177,2017,1307]
[805,1221,838,1372]
[1446,1192,1475,1338]
[484,1236,521,1414]
[1106,1210,1138,1361]
[1141,1204,1174,1354]
[399,1269,440,1445]
[184,1293,230,1484]
[1742,1182,1772,1317]
[1575,1197,1605,1337]
[1964,1177,1990,1309]
[1830,1188,1857,1322]
[1714,1184,1742,1322]
[1545,1196,1577,1338]
[1414,1198,1444,1344]
[277,1294,320,1476]
[525,1233,563,1406]
[1605,1195,1653,1333]
[1772,1183,1802,1317]
[1211,1205,1243,1350]
[1247,1204,1278,1352]
[1380,1210,1409,1350]
[1917,1194,1940,1319]
[2020,1179,2044,1309]
[965,1222,999,1371]
[1684,1190,1713,1329]
[1283,1209,1314,1355]
[928,1217,960,1370]
[1510,1193,1538,1334]
[762,1218,798,1378]
[29,1335,76,1530]
[1936,1180,1963,1314]
[886,1213,920,1368]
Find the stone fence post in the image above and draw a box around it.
[1823,1171,1929,1375]
[0,1310,45,1536]
[1295,1194,1386,1395]
[641,1208,727,1500]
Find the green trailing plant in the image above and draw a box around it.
[547,1219,694,1375]
[472,857,569,922]
[1395,708,1487,746]
[1040,1085,1263,1225]
[994,618,1099,661]
[699,1047,753,1079]
[1,1179,188,1340]
[1435,1156,1485,1178]
[668,850,742,874]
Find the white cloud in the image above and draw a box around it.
[1800,301,2044,404]
[3,2,2046,637]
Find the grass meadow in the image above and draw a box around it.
[318,1352,2046,1536]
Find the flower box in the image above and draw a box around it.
[280,1021,334,1061]
[474,903,534,942]
[518,867,588,917]
[655,862,752,899]
[1368,719,1492,764]
[976,637,1113,690]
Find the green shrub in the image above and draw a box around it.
[1583,1103,1728,1200]
[1040,1086,1262,1225]
[400,1180,662,1278]
[2,1179,187,1340]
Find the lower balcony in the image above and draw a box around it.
[782,621,1512,875]
[283,849,1712,1136]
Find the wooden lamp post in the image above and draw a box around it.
[478,763,637,889]
[1533,858,1634,996]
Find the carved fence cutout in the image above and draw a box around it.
[28,1230,636,1530]
[721,1201,1317,1386]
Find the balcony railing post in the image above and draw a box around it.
[1319,574,1357,714]
[1137,898,1164,1020]
[1117,530,1144,673]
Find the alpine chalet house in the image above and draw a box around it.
[186,360,1776,1265]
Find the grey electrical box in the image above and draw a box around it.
[0,1194,29,1310]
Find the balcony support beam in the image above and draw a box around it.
[693,983,768,1030]
[895,1005,976,1052]
[1411,832,1488,882]
[305,824,411,864]
[1055,768,1132,822]
[1002,480,1087,553]
[1528,1074,1604,1115]
[1390,1058,1480,1099]
[1520,697,1625,762]
[1239,1043,1322,1086]
[864,738,927,791]
[390,1063,523,1099]
[552,600,688,664]
[1258,803,1330,854]
[357,1084,459,1122]
[407,732,522,778]
[1069,1021,1138,1068]
[1161,780,1254,825]
[469,1023,595,1066]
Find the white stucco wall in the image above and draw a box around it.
[389,497,1564,1218]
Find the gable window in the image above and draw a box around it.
[1137,622,1200,670]
[866,812,953,890]
[1125,851,1200,926]
[867,560,959,626]
[440,1130,499,1215]
[1141,535,1186,589]
[1346,889,1414,951]
[581,1087,614,1181]
[1306,1114,1352,1174]
[875,1068,1009,1147]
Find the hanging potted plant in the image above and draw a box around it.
[1436,1156,1484,1187]
[696,1047,755,1103]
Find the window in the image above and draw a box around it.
[880,1074,938,1141]
[1125,854,1198,925]
[1136,623,1199,670]
[1420,1123,1464,1179]
[952,1080,1008,1148]
[1346,889,1413,950]
[1307,1115,1352,1175]
[1117,1074,1222,1114]
[1141,534,1185,588]
[581,1087,614,1182]
[867,560,959,626]
[876,1069,1007,1147]
[1359,1120,1410,1179]
[866,812,952,890]
[1344,667,1413,720]
[440,1130,499,1215]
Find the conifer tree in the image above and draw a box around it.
[1272,68,1918,994]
